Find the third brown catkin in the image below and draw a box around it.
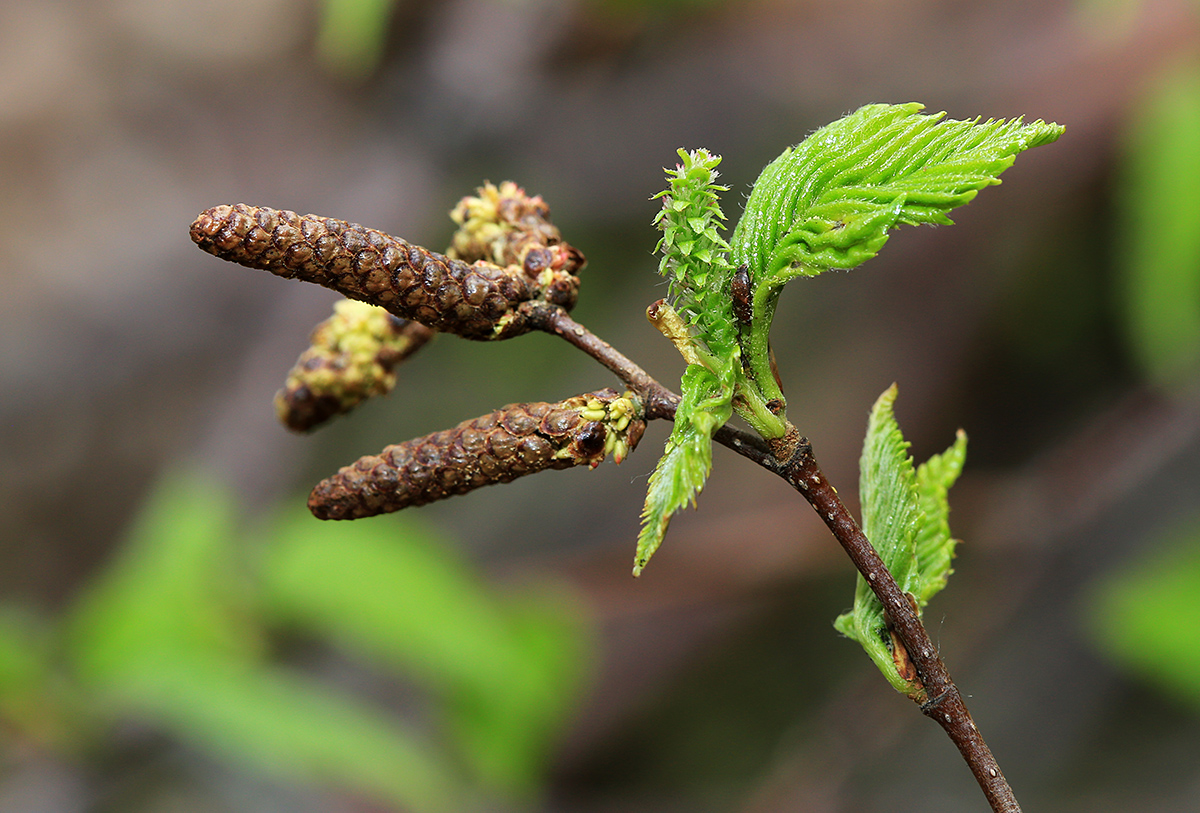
[308,389,645,520]
[190,204,582,340]
[274,300,435,432]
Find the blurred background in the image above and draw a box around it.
[2,0,1200,810]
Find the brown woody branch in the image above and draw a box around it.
[531,303,1021,813]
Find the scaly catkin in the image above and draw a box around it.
[309,389,644,519]
[190,204,582,340]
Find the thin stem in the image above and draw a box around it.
[533,303,1020,813]
[527,303,774,458]
[525,303,677,421]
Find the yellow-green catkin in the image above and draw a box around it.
[274,300,434,432]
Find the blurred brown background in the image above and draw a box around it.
[3,0,1200,810]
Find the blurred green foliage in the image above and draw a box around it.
[1090,513,1200,710]
[317,0,396,80]
[1088,60,1200,713]
[0,470,589,811]
[1116,61,1200,389]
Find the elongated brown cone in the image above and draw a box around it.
[190,204,583,340]
[275,299,435,432]
[309,389,645,520]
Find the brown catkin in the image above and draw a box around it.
[275,300,435,432]
[190,204,583,340]
[308,389,645,520]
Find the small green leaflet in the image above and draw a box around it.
[834,385,966,694]
[634,365,732,576]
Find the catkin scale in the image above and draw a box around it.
[190,204,582,340]
[309,389,645,520]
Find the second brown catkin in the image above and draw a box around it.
[308,389,645,520]
[190,203,583,340]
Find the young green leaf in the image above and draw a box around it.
[731,103,1064,283]
[834,385,966,694]
[913,427,967,605]
[729,104,1063,419]
[634,365,733,576]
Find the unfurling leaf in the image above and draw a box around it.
[728,105,1062,422]
[913,427,967,605]
[635,151,762,574]
[651,148,738,367]
[834,385,966,694]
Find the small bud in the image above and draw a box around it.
[731,263,753,326]
[190,203,582,340]
[274,300,434,432]
[308,389,646,520]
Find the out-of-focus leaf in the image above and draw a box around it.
[835,385,965,694]
[446,589,589,798]
[63,472,467,812]
[1117,65,1200,388]
[259,509,588,797]
[0,610,82,748]
[0,613,49,722]
[261,510,523,698]
[64,472,256,684]
[317,0,396,80]
[115,656,469,813]
[1089,514,1200,709]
